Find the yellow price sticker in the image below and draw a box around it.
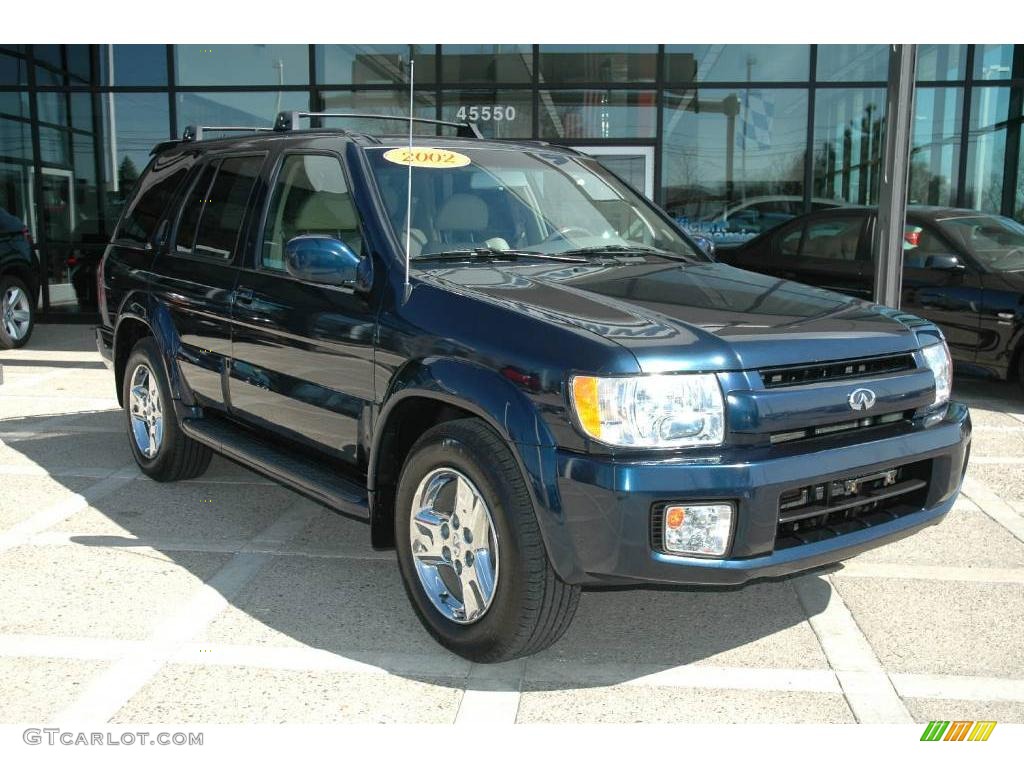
[383,147,472,169]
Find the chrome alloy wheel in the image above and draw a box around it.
[2,285,31,341]
[128,363,164,459]
[409,468,499,624]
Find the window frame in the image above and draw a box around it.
[256,147,365,274]
[168,151,267,266]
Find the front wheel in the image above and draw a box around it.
[395,418,580,662]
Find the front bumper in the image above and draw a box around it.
[550,401,971,586]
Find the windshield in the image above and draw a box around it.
[940,215,1024,271]
[365,146,704,261]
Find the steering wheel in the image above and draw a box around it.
[542,226,593,244]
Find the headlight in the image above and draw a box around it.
[920,340,952,407]
[570,373,725,448]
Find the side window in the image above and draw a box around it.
[193,156,263,261]
[903,224,956,269]
[779,223,804,258]
[261,154,363,271]
[175,164,216,256]
[115,154,191,246]
[800,216,865,263]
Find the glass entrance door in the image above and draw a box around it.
[575,146,655,199]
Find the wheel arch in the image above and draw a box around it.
[112,296,193,408]
[368,358,576,580]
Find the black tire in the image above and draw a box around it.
[395,418,580,662]
[1017,347,1024,397]
[122,337,212,482]
[0,275,35,350]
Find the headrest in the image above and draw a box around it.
[294,193,357,231]
[436,193,488,231]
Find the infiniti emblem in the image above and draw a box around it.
[848,388,877,411]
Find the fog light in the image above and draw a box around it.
[663,503,733,557]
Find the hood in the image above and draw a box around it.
[418,257,926,372]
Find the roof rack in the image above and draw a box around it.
[273,111,483,139]
[181,125,274,143]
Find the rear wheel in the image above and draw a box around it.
[0,276,34,349]
[395,418,580,662]
[123,338,212,481]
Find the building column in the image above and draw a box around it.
[872,44,917,308]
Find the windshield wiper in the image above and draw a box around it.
[418,247,586,264]
[555,245,699,263]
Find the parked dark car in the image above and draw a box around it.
[723,206,1024,390]
[0,206,39,349]
[96,114,970,662]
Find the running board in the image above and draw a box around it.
[180,417,369,520]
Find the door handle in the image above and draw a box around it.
[235,286,254,304]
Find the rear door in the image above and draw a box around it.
[148,153,265,410]
[784,212,873,299]
[227,147,378,467]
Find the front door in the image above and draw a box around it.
[895,220,983,364]
[576,146,655,200]
[228,149,377,467]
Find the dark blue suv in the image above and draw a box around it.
[96,113,971,662]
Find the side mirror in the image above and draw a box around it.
[924,254,965,271]
[284,235,362,287]
[691,233,716,258]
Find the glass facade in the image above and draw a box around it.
[0,43,1021,318]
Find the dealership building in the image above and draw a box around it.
[0,43,1022,318]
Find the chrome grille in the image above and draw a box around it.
[759,353,916,389]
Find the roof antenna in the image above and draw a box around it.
[403,59,415,303]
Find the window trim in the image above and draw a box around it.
[169,151,267,265]
[256,147,363,274]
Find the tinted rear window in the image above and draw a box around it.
[116,153,191,246]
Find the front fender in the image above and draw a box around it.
[372,358,584,582]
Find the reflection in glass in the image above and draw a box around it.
[175,45,309,86]
[101,92,170,204]
[538,45,656,84]
[0,92,29,120]
[813,88,886,205]
[99,45,167,86]
[665,45,809,83]
[319,90,437,135]
[316,45,435,85]
[909,88,963,206]
[39,126,70,165]
[973,44,1017,80]
[1017,131,1024,222]
[441,90,532,138]
[965,87,1009,213]
[36,92,68,127]
[916,45,965,82]
[441,45,532,83]
[539,90,656,139]
[661,88,808,244]
[816,45,888,82]
[0,53,29,86]
[0,117,33,161]
[176,91,308,135]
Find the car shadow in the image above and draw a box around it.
[3,405,840,694]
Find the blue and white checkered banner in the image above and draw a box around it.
[738,89,774,151]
